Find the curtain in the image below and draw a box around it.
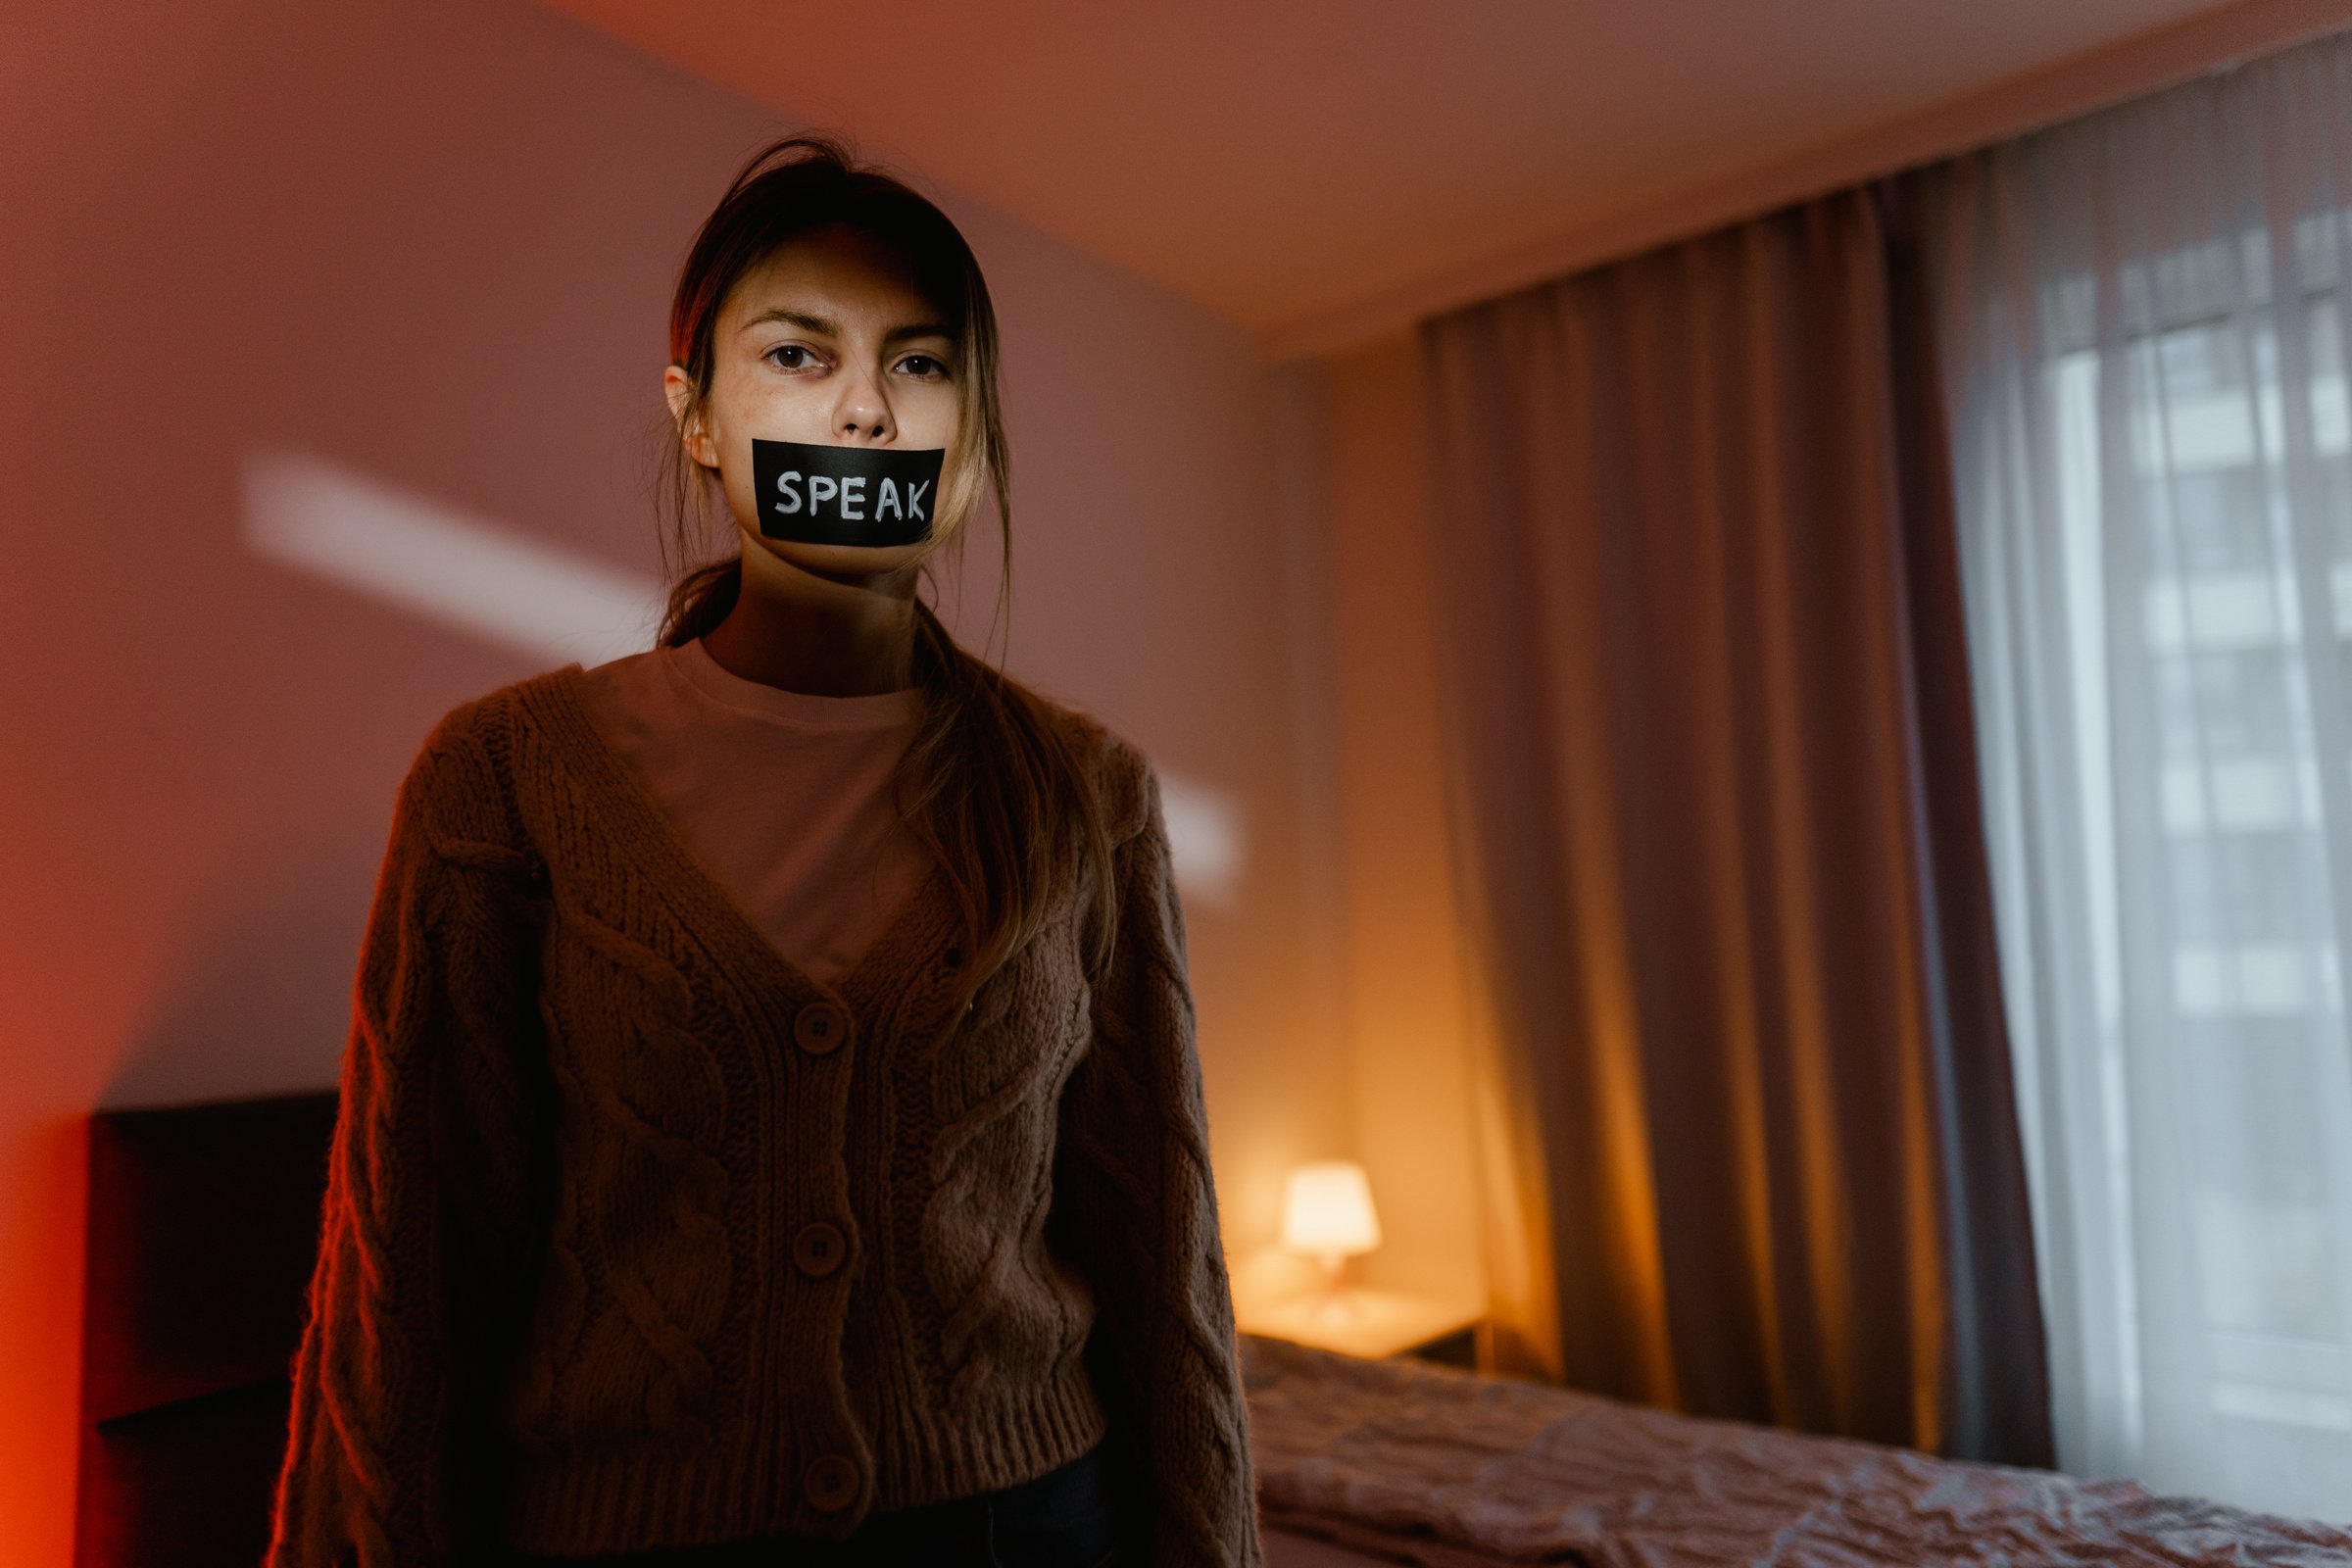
[1921,29,2352,1524]
[1420,186,2054,1465]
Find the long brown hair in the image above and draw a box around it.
[654,132,1119,1002]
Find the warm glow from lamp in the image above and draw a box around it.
[1281,1160,1381,1302]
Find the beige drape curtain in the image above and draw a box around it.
[1422,187,2054,1464]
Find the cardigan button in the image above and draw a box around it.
[792,1000,851,1055]
[793,1220,847,1278]
[804,1452,859,1511]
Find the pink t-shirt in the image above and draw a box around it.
[574,636,934,989]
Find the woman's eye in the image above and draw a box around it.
[765,344,818,370]
[898,354,950,379]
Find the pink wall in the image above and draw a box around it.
[1310,336,1489,1310]
[0,1,1345,1558]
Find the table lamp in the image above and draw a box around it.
[1281,1159,1382,1312]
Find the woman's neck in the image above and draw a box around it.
[703,548,921,698]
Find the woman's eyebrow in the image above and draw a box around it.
[741,307,836,335]
[738,308,954,344]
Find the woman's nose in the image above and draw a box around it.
[834,367,894,443]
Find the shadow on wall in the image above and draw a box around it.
[102,861,382,1112]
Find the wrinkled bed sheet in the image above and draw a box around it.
[1239,1333,2352,1567]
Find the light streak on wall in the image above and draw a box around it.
[1159,772,1246,910]
[242,447,661,667]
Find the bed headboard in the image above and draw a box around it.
[75,1090,340,1568]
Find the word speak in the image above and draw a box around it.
[772,471,930,523]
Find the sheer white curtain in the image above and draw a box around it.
[1924,32,2352,1523]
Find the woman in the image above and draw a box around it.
[264,133,1264,1568]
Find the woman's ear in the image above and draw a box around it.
[663,364,718,469]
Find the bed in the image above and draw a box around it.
[1241,1331,2352,1566]
[75,1092,2352,1567]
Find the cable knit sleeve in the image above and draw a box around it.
[1051,746,1265,1568]
[264,709,554,1568]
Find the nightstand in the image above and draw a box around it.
[1240,1288,1486,1368]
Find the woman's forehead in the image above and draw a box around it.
[728,227,947,332]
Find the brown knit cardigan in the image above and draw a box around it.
[263,662,1264,1566]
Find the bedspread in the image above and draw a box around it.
[1239,1332,2352,1566]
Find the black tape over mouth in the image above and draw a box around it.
[751,438,946,547]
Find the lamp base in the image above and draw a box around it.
[1305,1255,1364,1322]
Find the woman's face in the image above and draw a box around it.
[666,221,964,578]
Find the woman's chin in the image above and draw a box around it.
[747,532,937,581]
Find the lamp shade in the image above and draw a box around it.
[1280,1160,1382,1259]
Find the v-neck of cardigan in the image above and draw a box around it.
[515,660,957,1014]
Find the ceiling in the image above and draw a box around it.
[536,0,2320,353]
